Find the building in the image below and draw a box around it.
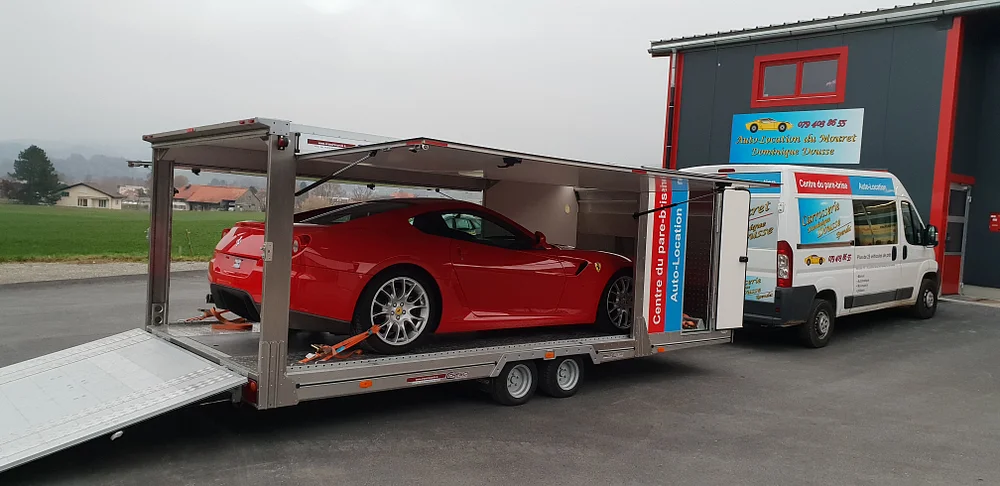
[53,183,123,209]
[173,184,261,211]
[649,0,1000,294]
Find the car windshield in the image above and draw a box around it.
[299,200,411,225]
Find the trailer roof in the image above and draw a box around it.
[142,118,770,193]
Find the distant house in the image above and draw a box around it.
[53,183,123,209]
[173,184,261,211]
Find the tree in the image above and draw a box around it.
[174,175,189,188]
[8,146,61,205]
[350,185,374,201]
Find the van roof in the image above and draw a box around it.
[681,165,910,199]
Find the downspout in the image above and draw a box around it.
[662,48,678,169]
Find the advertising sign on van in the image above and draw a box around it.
[798,198,854,246]
[729,108,864,165]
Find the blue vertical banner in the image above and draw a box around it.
[663,178,688,333]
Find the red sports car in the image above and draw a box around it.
[208,198,634,354]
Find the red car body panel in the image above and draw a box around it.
[208,199,632,334]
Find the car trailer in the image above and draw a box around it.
[0,118,768,473]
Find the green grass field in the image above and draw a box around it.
[0,204,265,262]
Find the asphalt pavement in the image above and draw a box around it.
[1,274,998,485]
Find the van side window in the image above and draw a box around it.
[853,199,898,246]
[900,201,925,245]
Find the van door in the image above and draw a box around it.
[849,199,903,308]
[899,199,933,299]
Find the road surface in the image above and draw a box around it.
[1,274,997,485]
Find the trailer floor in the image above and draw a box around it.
[163,321,623,372]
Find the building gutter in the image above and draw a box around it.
[648,0,1000,55]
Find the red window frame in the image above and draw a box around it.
[751,47,848,108]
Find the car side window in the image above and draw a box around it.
[444,211,533,250]
[900,201,925,245]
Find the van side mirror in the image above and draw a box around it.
[924,225,939,247]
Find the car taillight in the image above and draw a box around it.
[292,235,311,255]
[221,227,231,238]
[777,240,792,288]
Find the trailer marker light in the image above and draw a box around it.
[243,379,258,404]
[544,351,555,360]
[718,168,736,173]
[657,346,665,353]
[359,380,373,389]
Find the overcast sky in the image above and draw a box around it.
[1,0,905,165]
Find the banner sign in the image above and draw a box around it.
[798,198,854,246]
[794,172,895,196]
[646,177,688,334]
[730,108,864,165]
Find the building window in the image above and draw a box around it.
[751,47,847,108]
[98,199,108,208]
[61,191,70,197]
[77,198,88,207]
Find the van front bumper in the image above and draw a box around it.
[744,285,817,327]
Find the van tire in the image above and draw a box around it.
[798,299,834,348]
[911,279,938,319]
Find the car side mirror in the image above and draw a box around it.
[924,225,939,247]
[534,231,549,249]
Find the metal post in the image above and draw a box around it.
[632,177,653,357]
[146,148,173,330]
[257,133,296,409]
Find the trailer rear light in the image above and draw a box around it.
[243,379,258,405]
[777,240,793,288]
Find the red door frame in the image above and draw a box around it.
[662,52,685,169]
[929,16,966,294]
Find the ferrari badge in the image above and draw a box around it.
[594,262,602,273]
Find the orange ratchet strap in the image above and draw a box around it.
[299,325,381,364]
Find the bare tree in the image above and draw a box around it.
[350,185,374,201]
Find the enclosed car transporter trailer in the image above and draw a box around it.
[0,118,766,473]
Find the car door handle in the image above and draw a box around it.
[903,245,908,260]
[892,246,897,261]
[739,256,748,263]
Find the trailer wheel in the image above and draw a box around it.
[490,361,537,406]
[538,356,584,398]
[797,299,834,348]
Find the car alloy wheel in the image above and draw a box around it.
[370,276,430,346]
[605,275,634,330]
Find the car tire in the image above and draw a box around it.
[749,124,759,133]
[778,123,787,132]
[490,361,537,406]
[352,267,440,355]
[797,299,835,348]
[911,278,938,319]
[596,269,634,334]
[538,356,584,398]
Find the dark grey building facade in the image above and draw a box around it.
[650,0,1000,293]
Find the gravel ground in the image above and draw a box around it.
[0,261,207,285]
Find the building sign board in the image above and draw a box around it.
[729,108,865,165]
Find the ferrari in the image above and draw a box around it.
[208,198,635,354]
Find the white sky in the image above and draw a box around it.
[0,0,906,165]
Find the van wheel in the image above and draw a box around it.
[911,279,938,319]
[798,299,834,348]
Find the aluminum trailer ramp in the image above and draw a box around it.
[0,329,246,473]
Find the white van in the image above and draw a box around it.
[682,165,941,347]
